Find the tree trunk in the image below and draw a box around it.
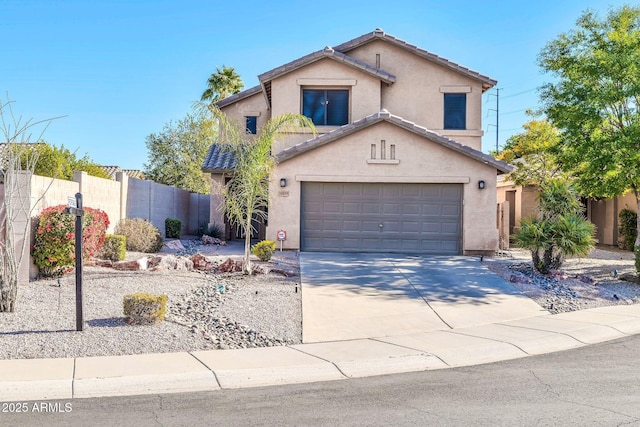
[0,275,17,312]
[244,211,253,275]
[532,246,564,274]
[635,189,640,274]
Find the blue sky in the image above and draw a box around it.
[0,0,631,170]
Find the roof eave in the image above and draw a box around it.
[214,85,264,109]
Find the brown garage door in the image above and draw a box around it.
[301,182,462,254]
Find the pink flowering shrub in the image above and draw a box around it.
[31,205,110,277]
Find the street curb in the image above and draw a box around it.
[1,305,639,402]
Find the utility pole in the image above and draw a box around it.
[487,88,501,152]
[495,88,500,152]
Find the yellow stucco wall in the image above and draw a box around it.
[267,121,498,253]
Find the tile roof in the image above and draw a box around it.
[215,84,264,109]
[100,166,146,180]
[276,109,513,174]
[215,29,497,110]
[201,143,237,172]
[333,28,497,92]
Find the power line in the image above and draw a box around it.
[500,108,529,116]
[501,88,536,99]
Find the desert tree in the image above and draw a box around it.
[143,112,215,194]
[0,96,56,312]
[207,105,315,274]
[494,112,565,187]
[538,5,640,272]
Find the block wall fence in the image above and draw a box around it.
[1,171,210,282]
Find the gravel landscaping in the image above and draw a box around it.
[1,241,639,360]
[486,247,640,313]
[0,247,302,360]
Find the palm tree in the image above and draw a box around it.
[201,66,244,103]
[515,180,595,274]
[207,106,315,274]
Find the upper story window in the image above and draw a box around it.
[443,93,466,130]
[302,89,349,126]
[245,116,257,134]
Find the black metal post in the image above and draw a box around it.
[75,193,83,332]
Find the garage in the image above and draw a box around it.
[301,182,462,254]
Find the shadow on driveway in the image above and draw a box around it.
[300,253,549,343]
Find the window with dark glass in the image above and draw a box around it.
[302,89,349,126]
[246,116,257,134]
[443,93,466,130]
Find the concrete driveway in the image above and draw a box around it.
[300,253,549,343]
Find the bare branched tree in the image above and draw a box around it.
[0,96,56,312]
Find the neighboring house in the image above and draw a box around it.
[101,165,145,180]
[203,29,511,255]
[497,178,637,248]
[496,178,539,246]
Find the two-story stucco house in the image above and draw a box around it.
[203,29,511,255]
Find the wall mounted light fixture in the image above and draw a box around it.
[478,180,486,190]
[280,178,287,187]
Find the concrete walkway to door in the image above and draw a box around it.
[301,253,549,343]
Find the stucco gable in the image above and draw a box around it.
[334,29,497,92]
[258,46,395,109]
[276,109,512,174]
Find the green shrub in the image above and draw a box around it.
[514,180,595,274]
[165,217,182,239]
[123,293,167,325]
[202,222,224,239]
[31,205,110,277]
[114,218,163,253]
[618,208,638,251]
[99,234,126,261]
[251,240,276,261]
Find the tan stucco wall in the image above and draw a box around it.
[343,40,485,151]
[267,121,498,253]
[219,41,486,154]
[269,58,383,153]
[589,192,637,246]
[219,91,270,133]
[208,173,225,228]
[496,182,539,233]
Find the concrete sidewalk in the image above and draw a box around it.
[2,304,640,402]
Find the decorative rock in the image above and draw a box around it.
[158,255,194,271]
[113,259,142,271]
[619,272,640,283]
[94,259,113,268]
[165,277,292,351]
[202,235,227,246]
[191,253,215,271]
[164,240,185,251]
[548,270,568,280]
[217,258,243,273]
[576,274,595,284]
[509,273,531,284]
